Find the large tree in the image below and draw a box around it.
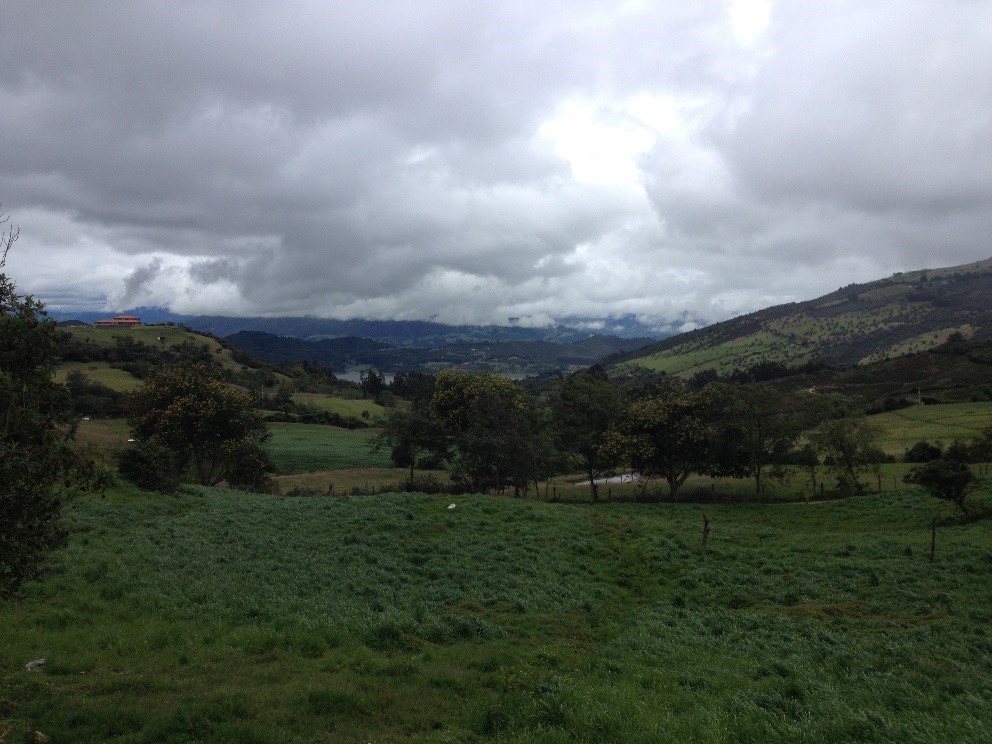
[371,399,443,483]
[126,364,271,488]
[430,369,550,495]
[2,225,96,593]
[608,383,714,500]
[809,412,885,496]
[550,365,623,502]
[709,384,811,497]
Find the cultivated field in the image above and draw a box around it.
[2,486,990,742]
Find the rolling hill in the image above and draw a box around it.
[614,256,992,377]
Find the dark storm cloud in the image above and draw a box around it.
[2,1,991,326]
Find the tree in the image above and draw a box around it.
[969,426,992,468]
[126,364,271,488]
[360,368,386,400]
[709,384,808,498]
[809,413,884,496]
[607,383,714,500]
[550,365,623,502]
[389,371,435,406]
[904,458,975,516]
[1,264,95,594]
[371,400,443,483]
[430,369,550,495]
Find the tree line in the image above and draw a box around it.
[371,364,905,502]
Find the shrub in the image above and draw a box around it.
[116,441,180,493]
[904,440,943,463]
[904,458,975,516]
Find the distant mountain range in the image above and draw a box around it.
[224,330,654,376]
[48,310,668,347]
[614,256,992,377]
[49,255,992,380]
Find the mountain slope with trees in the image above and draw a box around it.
[614,256,992,377]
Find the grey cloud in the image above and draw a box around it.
[2,1,991,327]
[118,258,164,307]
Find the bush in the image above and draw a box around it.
[904,440,943,463]
[116,441,180,493]
[904,458,975,516]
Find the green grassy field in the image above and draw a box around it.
[267,423,391,474]
[2,484,991,742]
[61,325,245,373]
[872,402,992,455]
[54,362,145,392]
[292,393,387,425]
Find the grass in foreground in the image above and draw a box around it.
[2,484,991,742]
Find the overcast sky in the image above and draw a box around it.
[2,1,990,331]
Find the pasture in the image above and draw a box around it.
[53,362,144,392]
[267,423,391,474]
[872,402,992,455]
[2,485,991,742]
[292,392,388,426]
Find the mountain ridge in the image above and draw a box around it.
[614,255,992,377]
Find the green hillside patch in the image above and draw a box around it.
[54,362,144,392]
[861,324,976,365]
[621,332,804,377]
[2,486,991,742]
[60,324,252,374]
[872,402,992,455]
[266,422,390,474]
[292,392,387,425]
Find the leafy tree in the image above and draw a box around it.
[430,369,550,495]
[607,383,714,500]
[126,364,271,488]
[389,370,435,406]
[64,370,126,417]
[2,260,98,594]
[360,368,386,400]
[944,439,971,463]
[809,413,884,496]
[970,426,992,464]
[550,365,623,502]
[115,439,180,493]
[371,400,443,483]
[904,458,975,516]
[709,384,809,497]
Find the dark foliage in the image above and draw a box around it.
[904,458,975,516]
[1,272,98,595]
[904,440,943,463]
[116,440,181,493]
